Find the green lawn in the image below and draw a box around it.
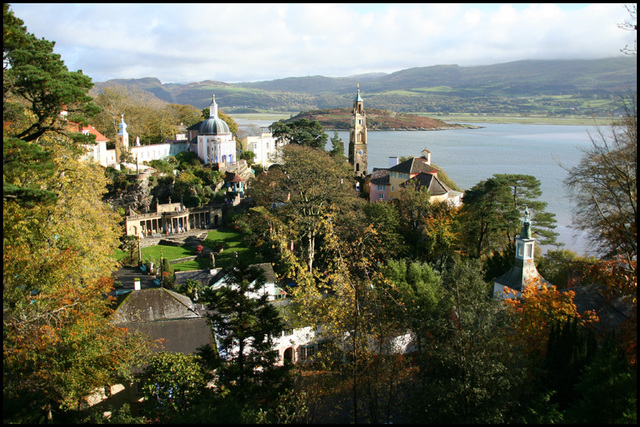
[134,227,264,272]
[199,228,264,269]
[141,245,196,267]
[112,248,129,262]
[114,227,264,272]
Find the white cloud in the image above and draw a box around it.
[9,3,635,83]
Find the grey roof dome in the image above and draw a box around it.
[199,94,230,135]
[199,116,230,135]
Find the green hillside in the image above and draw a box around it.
[91,58,636,117]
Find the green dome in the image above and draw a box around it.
[199,117,230,135]
[199,94,230,135]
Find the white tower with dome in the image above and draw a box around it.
[197,95,236,166]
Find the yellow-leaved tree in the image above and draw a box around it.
[4,135,153,422]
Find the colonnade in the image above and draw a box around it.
[126,208,222,237]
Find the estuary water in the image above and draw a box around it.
[235,118,603,255]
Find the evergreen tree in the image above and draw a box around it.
[161,256,175,288]
[542,317,598,410]
[380,259,444,352]
[459,173,559,257]
[565,339,637,424]
[202,259,292,405]
[3,4,99,144]
[271,118,328,149]
[139,352,211,421]
[329,130,346,159]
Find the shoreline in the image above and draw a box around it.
[230,113,615,127]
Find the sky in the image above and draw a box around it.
[9,3,637,84]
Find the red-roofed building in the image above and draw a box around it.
[77,124,117,167]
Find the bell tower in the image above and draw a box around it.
[115,114,129,163]
[348,84,368,179]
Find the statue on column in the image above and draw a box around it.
[521,207,532,239]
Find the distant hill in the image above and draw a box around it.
[91,58,636,116]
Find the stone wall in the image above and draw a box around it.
[168,255,199,265]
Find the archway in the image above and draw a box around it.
[284,347,294,363]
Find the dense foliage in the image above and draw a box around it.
[201,260,292,405]
[270,118,328,149]
[3,5,153,422]
[3,4,636,424]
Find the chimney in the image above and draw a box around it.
[134,278,141,291]
[389,156,399,168]
[421,148,431,164]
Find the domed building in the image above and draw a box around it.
[197,94,236,165]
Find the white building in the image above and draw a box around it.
[241,129,286,169]
[197,95,236,165]
[74,112,189,169]
[130,141,189,164]
[78,124,117,167]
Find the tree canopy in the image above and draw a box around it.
[3,4,99,144]
[563,103,637,265]
[459,173,559,258]
[270,118,328,149]
[201,260,291,404]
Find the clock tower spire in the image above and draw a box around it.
[348,83,368,179]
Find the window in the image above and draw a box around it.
[378,193,385,200]
[525,243,533,259]
[299,344,317,361]
[517,242,524,258]
[377,185,385,191]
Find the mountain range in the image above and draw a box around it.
[92,58,637,116]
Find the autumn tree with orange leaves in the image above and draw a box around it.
[503,281,599,362]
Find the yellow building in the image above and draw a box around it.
[388,149,438,199]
